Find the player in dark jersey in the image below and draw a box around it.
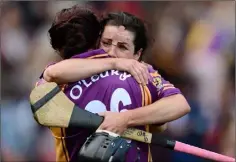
[37,5,190,162]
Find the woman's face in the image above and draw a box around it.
[99,25,141,60]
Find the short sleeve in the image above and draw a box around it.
[149,69,182,99]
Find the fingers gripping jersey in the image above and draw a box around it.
[37,49,181,162]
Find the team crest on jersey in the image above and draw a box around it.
[152,76,163,91]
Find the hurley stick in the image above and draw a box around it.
[29,82,235,162]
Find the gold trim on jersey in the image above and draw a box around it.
[163,86,175,91]
[163,83,174,87]
[87,53,109,59]
[140,85,145,106]
[50,127,70,162]
[51,85,70,162]
[139,85,153,162]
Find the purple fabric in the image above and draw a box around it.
[38,49,182,162]
[71,49,106,59]
[64,51,147,161]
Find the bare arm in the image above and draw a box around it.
[124,94,190,126]
[44,58,116,84]
[44,58,149,85]
[98,94,190,134]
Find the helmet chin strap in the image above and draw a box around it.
[96,129,120,137]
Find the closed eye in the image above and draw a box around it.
[101,40,112,47]
[118,44,128,50]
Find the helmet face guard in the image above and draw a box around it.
[78,131,131,162]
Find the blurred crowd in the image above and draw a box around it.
[1,1,235,162]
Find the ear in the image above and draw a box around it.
[134,48,143,61]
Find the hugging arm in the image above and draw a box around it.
[44,58,116,84]
[98,94,190,134]
[125,94,190,127]
[99,72,191,134]
[43,58,149,85]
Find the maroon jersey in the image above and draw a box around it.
[36,49,181,162]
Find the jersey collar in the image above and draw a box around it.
[71,49,107,59]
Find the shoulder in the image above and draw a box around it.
[148,67,164,91]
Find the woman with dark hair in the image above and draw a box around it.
[38,5,190,162]
[44,10,151,85]
[48,5,100,59]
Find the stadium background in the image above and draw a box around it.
[1,1,235,162]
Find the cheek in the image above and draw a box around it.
[126,49,136,59]
[116,51,135,59]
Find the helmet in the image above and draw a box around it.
[78,131,131,162]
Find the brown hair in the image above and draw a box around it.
[48,5,100,59]
[100,12,149,54]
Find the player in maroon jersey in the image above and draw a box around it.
[37,5,190,162]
